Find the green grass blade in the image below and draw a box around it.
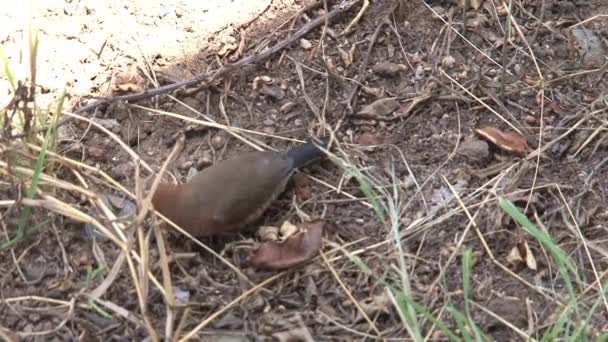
[387,284,461,341]
[448,306,473,342]
[0,47,16,91]
[88,299,113,319]
[0,219,48,250]
[498,197,578,298]
[462,248,473,315]
[13,89,66,241]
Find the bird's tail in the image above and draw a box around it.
[286,137,327,169]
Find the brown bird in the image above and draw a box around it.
[151,139,326,237]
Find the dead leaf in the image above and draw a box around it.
[357,97,399,118]
[252,75,273,90]
[372,62,406,77]
[279,221,299,241]
[258,226,279,241]
[359,291,392,316]
[506,238,537,270]
[475,127,528,156]
[249,220,324,270]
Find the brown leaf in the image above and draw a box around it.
[506,238,537,270]
[357,97,399,118]
[249,220,324,270]
[475,127,528,156]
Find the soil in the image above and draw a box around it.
[2,0,608,340]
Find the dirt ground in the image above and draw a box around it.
[2,0,608,340]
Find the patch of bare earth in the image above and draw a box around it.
[1,0,608,340]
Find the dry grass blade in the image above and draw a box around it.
[62,111,154,173]
[472,301,536,341]
[440,70,523,135]
[0,196,125,249]
[320,249,384,338]
[178,273,285,341]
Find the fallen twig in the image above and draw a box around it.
[74,0,360,115]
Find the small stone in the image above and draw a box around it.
[57,124,75,141]
[120,119,139,145]
[197,151,213,169]
[457,136,489,160]
[263,119,274,126]
[300,38,312,49]
[174,287,191,304]
[211,134,224,149]
[77,253,91,267]
[262,126,275,134]
[110,161,133,180]
[524,115,536,124]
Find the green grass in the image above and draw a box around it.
[0,28,66,250]
[330,153,469,341]
[461,248,484,341]
[0,47,16,92]
[497,196,608,340]
[329,148,605,340]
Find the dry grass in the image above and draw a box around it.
[2,0,608,340]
